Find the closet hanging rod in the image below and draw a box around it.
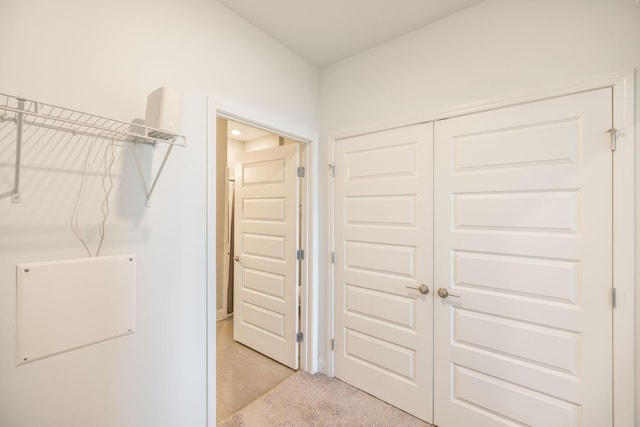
[0,92,186,147]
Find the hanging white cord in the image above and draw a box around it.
[95,137,117,257]
[70,134,100,257]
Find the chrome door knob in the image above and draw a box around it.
[406,284,429,295]
[437,287,460,298]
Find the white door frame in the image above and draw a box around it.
[207,102,314,427]
[328,70,636,426]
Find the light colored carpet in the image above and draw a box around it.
[219,371,431,427]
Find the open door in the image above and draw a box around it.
[233,143,300,369]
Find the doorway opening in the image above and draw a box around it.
[215,115,308,422]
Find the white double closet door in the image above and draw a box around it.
[333,88,613,426]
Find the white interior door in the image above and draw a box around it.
[234,143,300,369]
[433,89,613,426]
[333,123,434,422]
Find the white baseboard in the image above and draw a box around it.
[216,309,228,321]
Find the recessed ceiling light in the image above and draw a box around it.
[230,129,241,136]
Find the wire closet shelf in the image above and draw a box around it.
[0,91,186,205]
[0,92,186,146]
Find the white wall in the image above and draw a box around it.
[321,0,639,133]
[227,137,245,178]
[318,0,640,417]
[0,1,318,426]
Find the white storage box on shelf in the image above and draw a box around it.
[0,89,186,205]
[145,87,182,140]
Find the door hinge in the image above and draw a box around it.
[330,251,335,264]
[296,332,304,343]
[297,249,305,260]
[610,287,617,309]
[606,128,623,151]
[331,338,335,351]
[328,164,335,177]
[297,166,305,178]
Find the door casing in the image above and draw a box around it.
[206,106,313,426]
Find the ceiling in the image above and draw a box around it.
[217,0,485,67]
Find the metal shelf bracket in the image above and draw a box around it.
[132,142,175,208]
[11,98,24,203]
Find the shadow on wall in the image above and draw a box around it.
[0,112,153,254]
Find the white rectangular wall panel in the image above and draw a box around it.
[16,254,137,365]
